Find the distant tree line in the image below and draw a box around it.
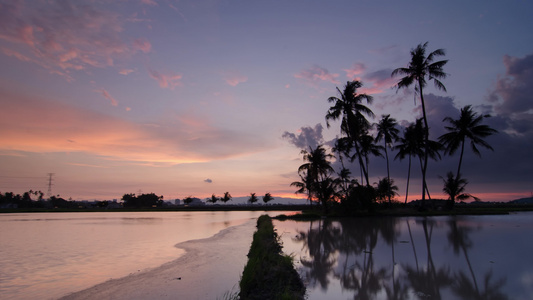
[121,193,163,208]
[0,190,110,209]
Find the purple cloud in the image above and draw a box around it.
[294,65,340,87]
[282,123,325,150]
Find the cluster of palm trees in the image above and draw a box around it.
[292,42,497,212]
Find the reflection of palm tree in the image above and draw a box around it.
[295,219,339,290]
[326,81,374,185]
[447,219,508,300]
[375,114,400,205]
[392,42,448,203]
[453,270,508,300]
[404,218,452,299]
[439,105,498,179]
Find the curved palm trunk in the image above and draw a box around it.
[419,82,429,207]
[405,155,412,204]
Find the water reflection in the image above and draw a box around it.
[276,214,532,299]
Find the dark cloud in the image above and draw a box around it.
[204,178,212,183]
[489,52,533,134]
[282,123,324,150]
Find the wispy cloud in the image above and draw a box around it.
[95,89,119,107]
[294,65,340,87]
[119,69,135,75]
[344,63,366,80]
[149,69,183,89]
[223,71,248,86]
[0,88,267,164]
[0,1,150,77]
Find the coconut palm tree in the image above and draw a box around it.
[441,172,479,209]
[296,145,335,213]
[374,178,399,203]
[392,42,448,204]
[248,193,258,204]
[394,122,423,203]
[395,119,442,203]
[298,145,335,186]
[326,81,374,185]
[375,114,400,204]
[221,191,232,204]
[359,132,384,180]
[291,171,315,205]
[262,192,274,204]
[439,105,498,179]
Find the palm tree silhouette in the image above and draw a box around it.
[296,145,335,213]
[291,171,314,205]
[248,192,258,204]
[394,122,422,203]
[395,119,442,203]
[438,105,498,179]
[375,114,400,204]
[441,172,479,208]
[392,42,448,204]
[221,191,232,203]
[326,81,374,185]
[359,132,384,182]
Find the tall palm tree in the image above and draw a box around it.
[359,132,384,181]
[326,81,374,185]
[375,114,400,204]
[439,105,498,179]
[295,145,335,212]
[392,42,448,203]
[394,122,423,203]
[291,171,314,205]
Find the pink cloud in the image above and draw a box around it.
[344,63,366,80]
[0,1,150,77]
[149,69,183,89]
[141,0,158,5]
[294,65,340,86]
[95,89,119,106]
[0,88,266,164]
[223,71,248,86]
[133,38,152,53]
[119,68,135,75]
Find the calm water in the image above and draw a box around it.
[275,212,533,300]
[0,211,282,300]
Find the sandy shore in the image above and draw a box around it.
[59,219,257,300]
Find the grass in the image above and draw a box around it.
[239,215,305,300]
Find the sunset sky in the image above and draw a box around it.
[1,0,532,202]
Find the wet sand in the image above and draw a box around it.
[59,219,256,300]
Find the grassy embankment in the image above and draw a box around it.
[239,215,305,300]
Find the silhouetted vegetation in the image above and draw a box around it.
[239,215,305,300]
[121,193,163,208]
[288,42,500,215]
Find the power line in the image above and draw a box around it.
[47,173,55,198]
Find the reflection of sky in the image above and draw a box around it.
[1,1,533,201]
[275,212,533,299]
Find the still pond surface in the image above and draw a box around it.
[0,211,282,300]
[275,212,533,300]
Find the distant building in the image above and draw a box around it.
[174,199,181,205]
